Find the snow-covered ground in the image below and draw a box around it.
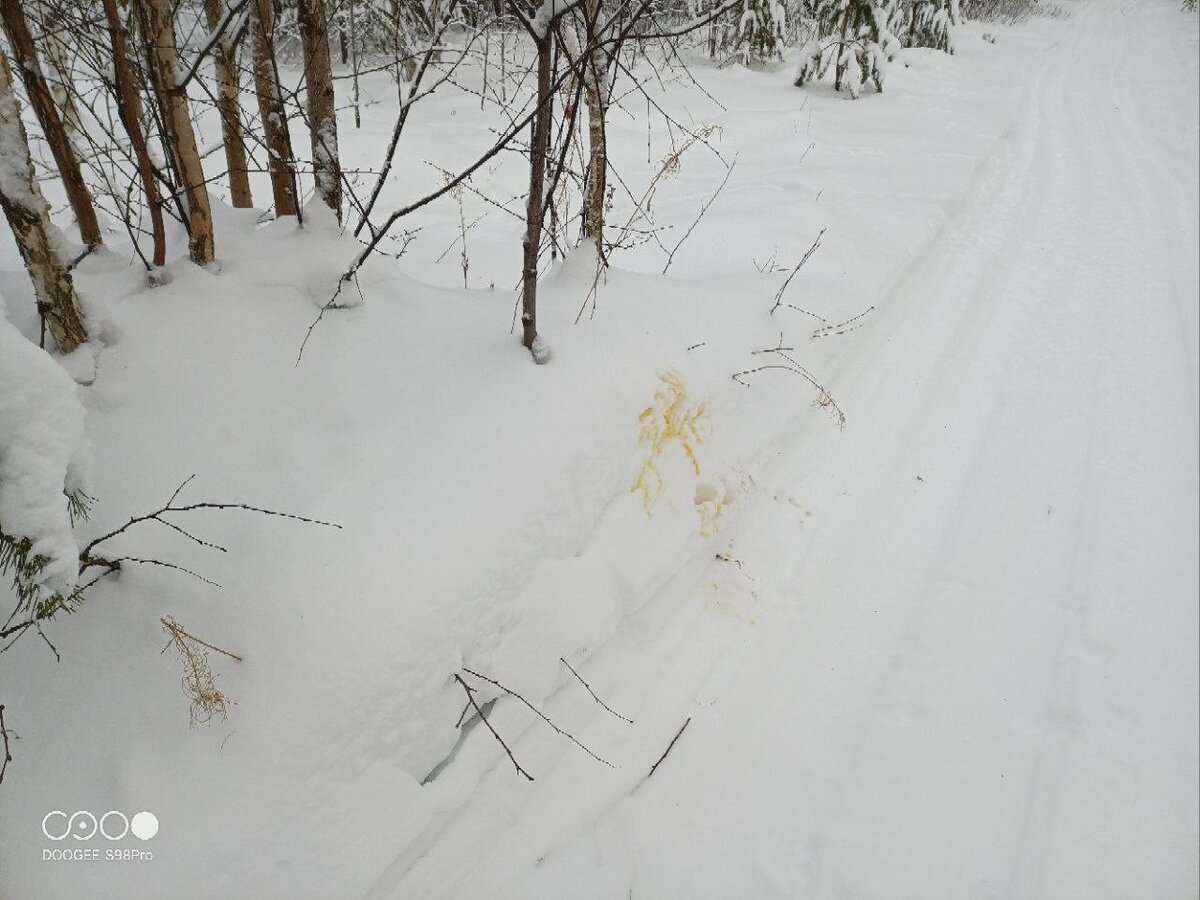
[1,1,1197,898]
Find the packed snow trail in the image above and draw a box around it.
[383,2,1199,897]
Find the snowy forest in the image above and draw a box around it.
[1,0,1197,896]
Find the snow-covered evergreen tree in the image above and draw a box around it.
[794,0,900,96]
[723,0,788,64]
[903,0,959,53]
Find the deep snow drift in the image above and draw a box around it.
[1,2,1197,898]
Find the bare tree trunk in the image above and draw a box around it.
[1,0,103,250]
[428,0,444,63]
[101,0,166,269]
[521,32,552,360]
[203,0,252,208]
[390,0,418,84]
[297,0,342,222]
[133,0,215,266]
[348,0,361,128]
[0,48,88,353]
[580,0,608,255]
[249,0,299,217]
[834,12,849,92]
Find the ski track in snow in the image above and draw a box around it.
[378,3,1199,898]
[0,3,1195,898]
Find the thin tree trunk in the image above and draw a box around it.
[33,0,83,138]
[580,0,607,255]
[349,0,361,128]
[521,32,552,359]
[133,0,215,266]
[834,11,849,92]
[297,0,342,222]
[0,0,103,250]
[249,0,299,217]
[390,0,418,85]
[203,0,252,208]
[428,0,443,63]
[101,0,165,269]
[0,48,88,353]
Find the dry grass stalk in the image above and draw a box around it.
[160,616,240,727]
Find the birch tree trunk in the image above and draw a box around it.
[133,0,215,266]
[580,0,608,255]
[297,0,342,222]
[390,0,418,82]
[520,32,552,360]
[101,0,166,269]
[249,0,299,217]
[0,0,102,250]
[0,48,88,353]
[32,0,83,138]
[203,0,252,208]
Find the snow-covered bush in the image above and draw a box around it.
[794,0,901,96]
[902,0,959,52]
[726,0,789,63]
[0,308,90,630]
[959,0,1065,25]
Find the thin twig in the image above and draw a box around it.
[661,157,737,274]
[647,716,691,779]
[770,228,826,317]
[453,674,534,781]
[103,557,221,588]
[34,621,60,662]
[0,704,12,785]
[462,667,615,767]
[80,480,341,562]
[811,305,876,339]
[732,343,846,429]
[560,657,633,724]
[161,617,242,662]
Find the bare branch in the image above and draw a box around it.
[0,705,13,785]
[462,667,615,767]
[560,656,634,724]
[453,673,534,781]
[770,228,825,316]
[647,716,690,779]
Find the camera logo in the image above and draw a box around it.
[41,811,159,841]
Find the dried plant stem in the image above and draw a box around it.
[770,228,826,317]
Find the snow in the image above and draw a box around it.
[0,63,44,210]
[0,294,89,602]
[1,1,1197,898]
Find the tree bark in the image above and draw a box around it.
[297,0,342,222]
[32,0,83,138]
[249,0,299,217]
[834,11,849,92]
[0,48,88,353]
[0,0,102,250]
[133,0,215,266]
[390,0,418,83]
[580,0,608,255]
[521,32,552,356]
[101,0,166,269]
[203,0,252,208]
